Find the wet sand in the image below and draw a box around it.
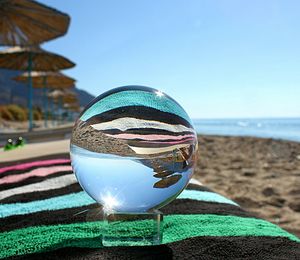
[195,135,300,238]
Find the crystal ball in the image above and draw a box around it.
[70,86,198,212]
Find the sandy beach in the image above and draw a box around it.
[195,135,300,238]
[1,134,299,238]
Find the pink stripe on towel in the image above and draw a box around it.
[0,166,72,185]
[0,159,70,175]
[139,137,195,145]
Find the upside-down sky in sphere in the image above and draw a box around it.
[40,0,300,119]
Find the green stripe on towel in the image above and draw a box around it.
[0,214,298,259]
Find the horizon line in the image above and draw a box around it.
[192,116,300,120]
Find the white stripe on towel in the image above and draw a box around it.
[0,174,77,200]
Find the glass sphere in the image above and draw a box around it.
[70,86,198,212]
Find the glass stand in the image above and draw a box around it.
[102,210,163,246]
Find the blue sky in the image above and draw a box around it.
[40,0,300,118]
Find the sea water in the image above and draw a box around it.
[70,144,193,213]
[193,118,300,142]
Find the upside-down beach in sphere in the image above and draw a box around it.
[70,86,198,212]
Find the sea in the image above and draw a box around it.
[192,118,300,143]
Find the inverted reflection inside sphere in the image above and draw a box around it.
[70,86,198,212]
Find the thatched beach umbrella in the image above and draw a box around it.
[14,71,76,127]
[14,71,75,88]
[62,91,78,103]
[48,89,64,98]
[0,0,70,46]
[47,89,65,125]
[64,101,80,111]
[0,45,75,130]
[62,91,79,122]
[64,102,80,122]
[0,46,75,70]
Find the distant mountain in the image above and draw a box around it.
[0,69,95,107]
[72,88,95,107]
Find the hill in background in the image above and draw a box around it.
[0,69,95,108]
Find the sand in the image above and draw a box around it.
[0,139,70,162]
[195,135,300,238]
[1,135,299,237]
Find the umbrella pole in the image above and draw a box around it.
[60,96,63,124]
[50,98,54,127]
[68,108,71,122]
[55,99,58,126]
[28,52,33,131]
[43,76,48,128]
[52,98,55,127]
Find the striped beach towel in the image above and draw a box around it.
[0,154,299,259]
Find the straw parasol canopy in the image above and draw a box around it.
[14,71,76,88]
[47,89,65,125]
[49,89,79,104]
[63,92,80,118]
[63,91,78,101]
[47,89,64,99]
[0,0,70,46]
[13,71,76,128]
[64,103,80,112]
[0,45,75,70]
[63,92,79,108]
[0,45,75,130]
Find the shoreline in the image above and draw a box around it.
[197,132,300,144]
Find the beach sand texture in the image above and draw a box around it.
[195,135,300,237]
